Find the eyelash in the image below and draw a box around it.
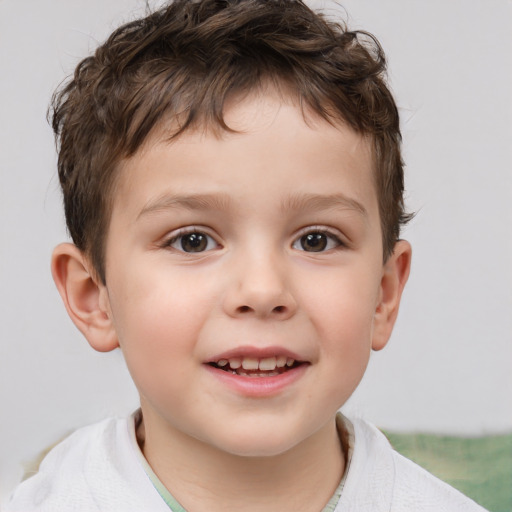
[292,227,346,253]
[161,226,346,254]
[162,227,220,253]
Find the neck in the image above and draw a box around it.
[138,409,345,512]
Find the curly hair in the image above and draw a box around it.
[50,0,411,283]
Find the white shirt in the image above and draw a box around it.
[6,412,488,512]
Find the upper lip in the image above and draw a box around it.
[206,345,306,364]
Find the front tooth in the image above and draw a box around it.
[259,357,277,371]
[242,357,259,370]
[229,358,242,369]
[276,356,287,368]
[286,358,295,367]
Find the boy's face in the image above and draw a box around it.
[96,90,407,457]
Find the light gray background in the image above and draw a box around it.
[1,0,511,505]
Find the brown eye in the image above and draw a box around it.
[292,230,342,252]
[181,233,207,252]
[300,233,328,252]
[168,231,218,253]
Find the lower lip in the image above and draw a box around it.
[204,363,309,397]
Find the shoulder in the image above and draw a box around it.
[389,444,487,511]
[5,417,123,512]
[336,415,488,512]
[5,413,167,512]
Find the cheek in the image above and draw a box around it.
[320,300,374,379]
[107,266,213,386]
[317,300,374,407]
[110,260,212,336]
[306,267,379,339]
[305,270,379,389]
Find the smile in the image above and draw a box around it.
[205,348,309,396]
[209,356,300,377]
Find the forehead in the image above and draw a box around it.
[113,90,378,223]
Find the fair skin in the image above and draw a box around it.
[52,90,411,512]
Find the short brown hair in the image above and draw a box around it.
[50,0,411,283]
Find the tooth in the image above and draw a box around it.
[217,359,228,367]
[241,371,280,378]
[286,358,295,367]
[259,357,277,371]
[229,358,242,369]
[276,356,287,368]
[242,357,259,370]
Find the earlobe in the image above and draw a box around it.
[51,243,119,352]
[371,240,412,351]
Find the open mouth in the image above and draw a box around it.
[208,356,303,377]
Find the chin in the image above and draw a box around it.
[219,440,296,458]
[205,425,302,458]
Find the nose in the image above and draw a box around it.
[222,250,297,320]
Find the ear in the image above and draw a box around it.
[51,243,119,352]
[372,240,412,351]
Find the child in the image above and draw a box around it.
[6,0,487,510]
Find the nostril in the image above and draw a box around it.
[236,305,286,314]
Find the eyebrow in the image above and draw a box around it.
[137,191,367,219]
[281,193,367,217]
[137,193,233,219]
